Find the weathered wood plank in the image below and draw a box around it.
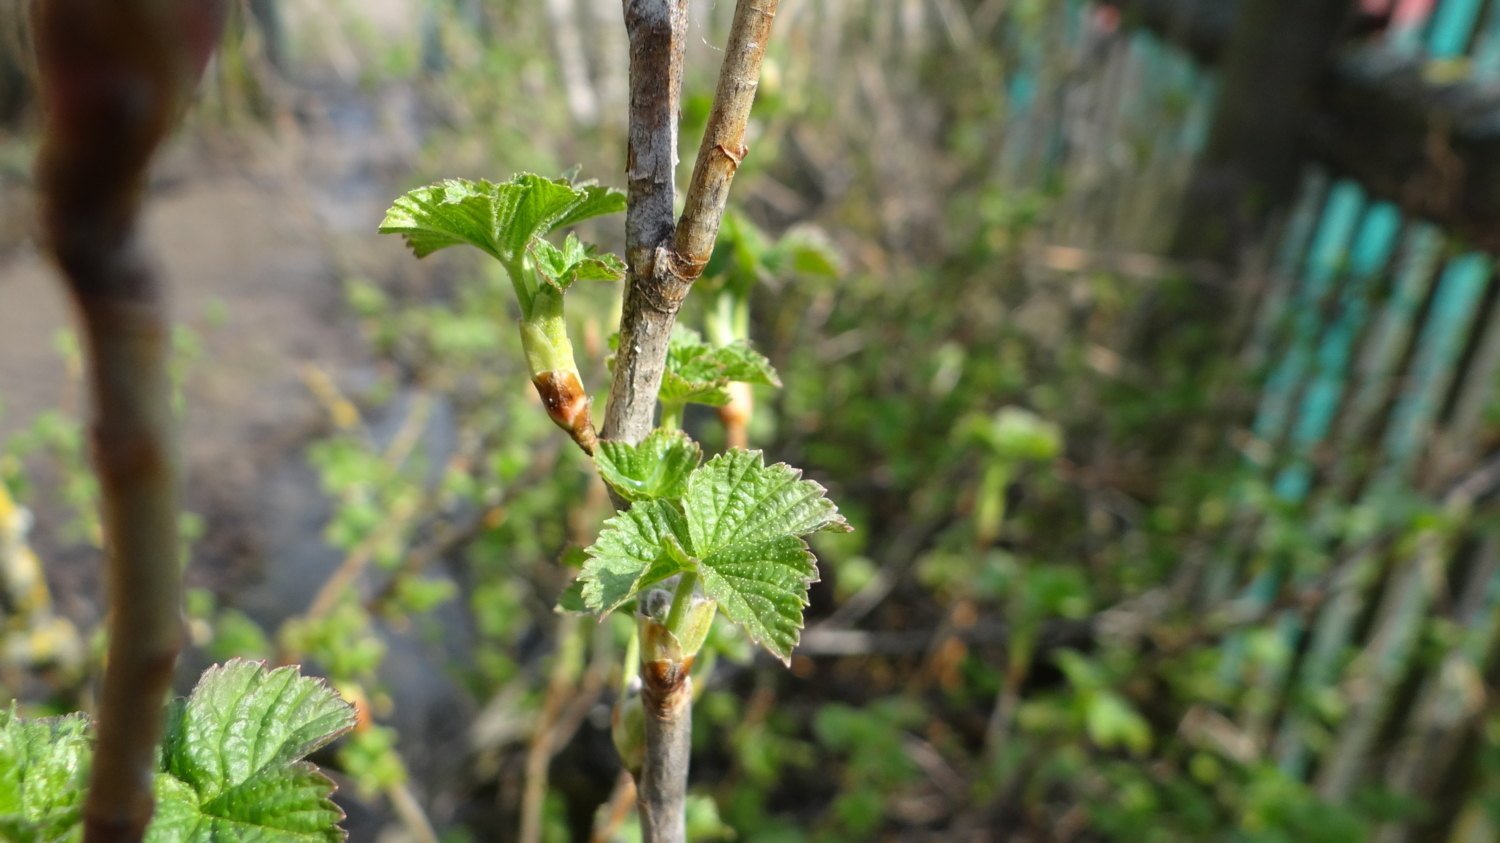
[1099,0,1500,253]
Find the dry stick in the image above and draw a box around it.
[602,2,780,840]
[34,1,223,839]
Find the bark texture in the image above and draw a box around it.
[603,2,782,841]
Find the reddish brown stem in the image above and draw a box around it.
[34,1,223,839]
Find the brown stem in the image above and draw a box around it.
[673,0,778,270]
[76,295,183,843]
[602,0,691,445]
[603,2,781,840]
[603,0,780,445]
[638,657,693,843]
[33,2,224,838]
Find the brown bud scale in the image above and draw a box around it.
[532,370,598,455]
[641,657,694,719]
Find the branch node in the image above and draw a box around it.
[715,142,748,169]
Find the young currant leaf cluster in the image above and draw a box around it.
[379,174,627,453]
[0,660,355,841]
[581,441,849,663]
[379,170,846,666]
[659,328,780,417]
[605,326,780,430]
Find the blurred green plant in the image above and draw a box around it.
[1,660,355,841]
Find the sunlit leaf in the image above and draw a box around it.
[594,429,702,503]
[580,450,847,662]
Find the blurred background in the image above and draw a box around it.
[4,0,1500,840]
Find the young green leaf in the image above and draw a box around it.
[528,234,627,293]
[378,175,625,263]
[702,213,842,297]
[152,660,357,841]
[709,341,782,388]
[580,450,848,662]
[0,707,90,842]
[594,429,702,502]
[580,501,693,615]
[657,328,781,408]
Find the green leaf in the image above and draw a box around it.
[580,501,693,614]
[0,706,90,842]
[152,660,356,842]
[150,766,344,842]
[1085,692,1153,756]
[556,578,589,614]
[711,341,782,388]
[580,450,848,662]
[594,428,702,502]
[772,226,843,279]
[703,214,842,295]
[656,328,781,408]
[697,535,817,663]
[528,234,627,293]
[685,451,847,661]
[961,407,1063,464]
[682,450,847,551]
[378,175,624,263]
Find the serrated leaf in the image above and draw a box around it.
[684,451,848,662]
[580,450,847,662]
[594,429,702,502]
[580,502,693,614]
[697,535,817,663]
[527,234,627,293]
[162,661,355,798]
[150,765,345,842]
[656,329,781,408]
[378,175,624,263]
[0,707,90,842]
[152,660,356,842]
[682,450,848,552]
[658,369,733,407]
[711,341,781,388]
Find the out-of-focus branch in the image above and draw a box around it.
[33,1,223,839]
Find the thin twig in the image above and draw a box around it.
[385,781,440,843]
[672,0,778,271]
[520,617,584,843]
[591,772,639,843]
[297,491,424,627]
[604,2,781,840]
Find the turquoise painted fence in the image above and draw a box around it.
[1004,1,1500,839]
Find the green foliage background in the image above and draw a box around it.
[2,1,1498,841]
